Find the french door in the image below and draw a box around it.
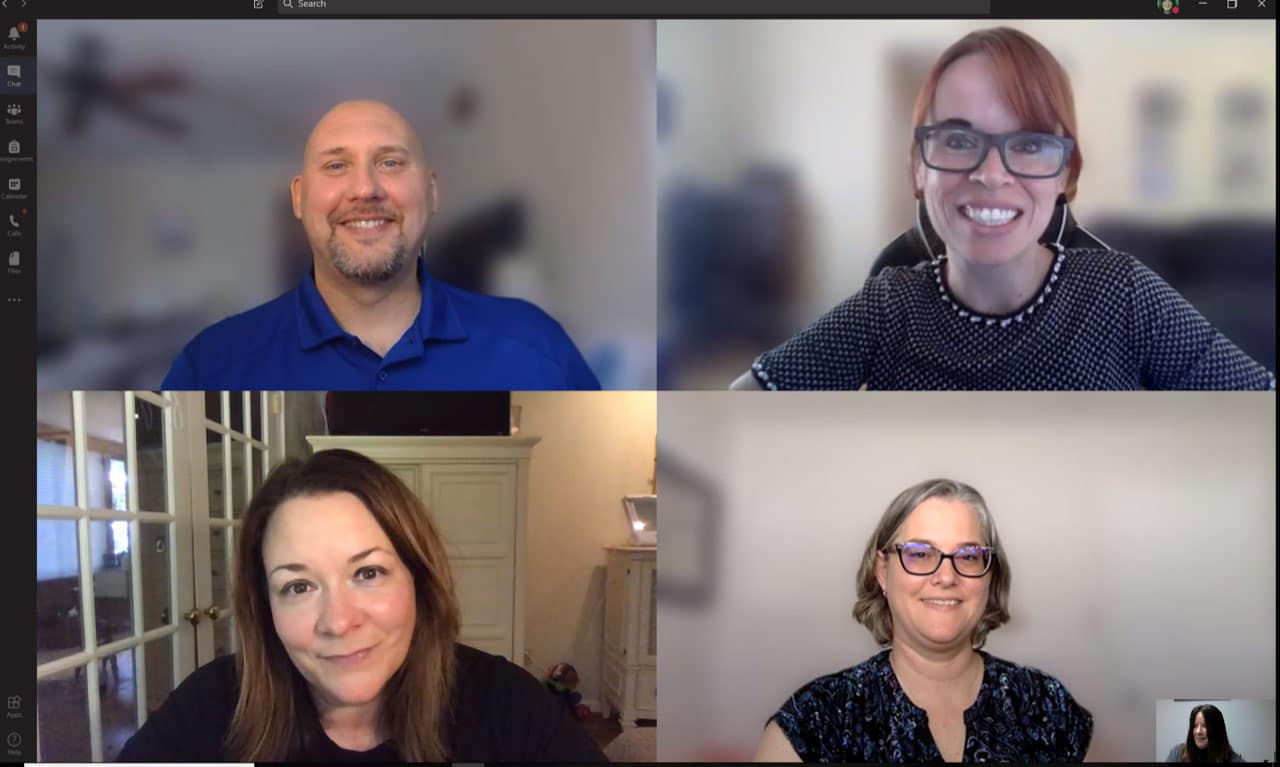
[34,391,284,761]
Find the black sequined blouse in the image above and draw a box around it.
[751,248,1275,391]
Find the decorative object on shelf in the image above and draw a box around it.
[622,494,656,546]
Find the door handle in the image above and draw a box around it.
[183,609,202,626]
[204,605,223,620]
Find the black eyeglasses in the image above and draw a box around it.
[915,124,1074,179]
[887,541,995,578]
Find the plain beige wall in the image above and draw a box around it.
[515,391,658,709]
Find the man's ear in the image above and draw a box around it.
[427,171,439,215]
[290,175,303,220]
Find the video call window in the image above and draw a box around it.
[9,3,1276,766]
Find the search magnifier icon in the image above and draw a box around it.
[283,0,292,6]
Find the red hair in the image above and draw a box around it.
[909,27,1083,201]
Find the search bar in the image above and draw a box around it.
[278,0,989,14]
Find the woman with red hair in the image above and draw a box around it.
[736,27,1273,391]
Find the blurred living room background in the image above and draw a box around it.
[36,20,656,390]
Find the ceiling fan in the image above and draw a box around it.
[49,34,190,138]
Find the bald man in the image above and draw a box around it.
[162,100,600,390]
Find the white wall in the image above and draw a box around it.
[515,391,657,709]
[656,392,1275,762]
[1155,699,1276,762]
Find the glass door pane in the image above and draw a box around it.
[250,392,263,443]
[208,525,234,659]
[203,391,223,426]
[228,392,245,436]
[139,522,173,632]
[206,430,226,519]
[134,398,169,514]
[83,392,127,511]
[36,666,92,762]
[36,519,83,664]
[98,646,138,761]
[89,520,135,642]
[142,636,177,717]
[36,392,76,506]
[230,438,248,519]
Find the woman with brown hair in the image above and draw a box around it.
[119,449,604,762]
[734,26,1272,390]
[1166,704,1246,763]
[753,478,1091,762]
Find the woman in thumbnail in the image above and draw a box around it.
[1166,704,1246,762]
[754,478,1092,762]
[119,449,604,762]
[735,27,1273,390]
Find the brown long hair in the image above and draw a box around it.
[226,449,460,761]
[1182,704,1236,762]
[909,27,1083,202]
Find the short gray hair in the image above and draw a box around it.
[853,478,1011,648]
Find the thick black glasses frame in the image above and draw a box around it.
[914,124,1075,180]
[888,542,995,578]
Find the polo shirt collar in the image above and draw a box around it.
[294,257,467,352]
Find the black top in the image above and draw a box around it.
[772,650,1092,763]
[1166,743,1248,762]
[750,248,1275,390]
[118,643,606,762]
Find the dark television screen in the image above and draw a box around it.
[325,392,511,436]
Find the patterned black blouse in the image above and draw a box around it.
[750,248,1275,390]
[771,650,1092,763]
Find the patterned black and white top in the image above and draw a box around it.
[771,650,1092,763]
[750,248,1275,390]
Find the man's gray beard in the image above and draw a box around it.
[328,232,410,285]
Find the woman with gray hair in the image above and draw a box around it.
[754,478,1092,762]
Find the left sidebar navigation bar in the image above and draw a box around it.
[0,3,34,765]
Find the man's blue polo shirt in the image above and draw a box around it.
[161,259,601,390]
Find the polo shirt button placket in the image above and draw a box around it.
[378,371,388,383]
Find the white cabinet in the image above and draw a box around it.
[603,546,657,726]
[306,436,539,663]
